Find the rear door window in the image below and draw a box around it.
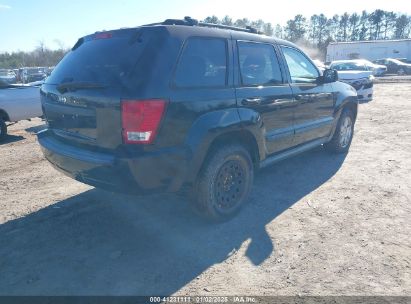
[238,42,283,86]
[174,37,227,88]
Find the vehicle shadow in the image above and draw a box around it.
[359,100,372,104]
[25,123,47,134]
[0,134,25,145]
[0,147,346,295]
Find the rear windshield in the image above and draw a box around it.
[46,29,149,87]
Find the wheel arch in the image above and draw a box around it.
[327,97,358,143]
[185,109,261,183]
[187,128,261,183]
[342,100,358,121]
[204,129,260,169]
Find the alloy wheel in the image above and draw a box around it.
[339,115,353,148]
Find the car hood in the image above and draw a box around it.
[337,70,373,80]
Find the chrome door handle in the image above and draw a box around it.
[242,98,262,106]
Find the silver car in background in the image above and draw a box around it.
[0,79,42,141]
[331,59,386,76]
[330,60,374,101]
[0,69,17,84]
[353,59,387,76]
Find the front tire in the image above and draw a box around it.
[325,109,354,153]
[0,118,7,142]
[192,144,254,222]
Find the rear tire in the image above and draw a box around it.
[0,118,7,142]
[192,144,254,222]
[325,109,354,153]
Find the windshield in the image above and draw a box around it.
[331,62,368,71]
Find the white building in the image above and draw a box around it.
[326,39,411,62]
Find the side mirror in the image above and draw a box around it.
[322,69,338,83]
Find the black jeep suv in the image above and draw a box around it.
[38,17,358,221]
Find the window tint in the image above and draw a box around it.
[282,47,319,83]
[238,42,283,86]
[174,38,227,88]
[46,30,150,86]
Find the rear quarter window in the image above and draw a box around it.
[174,37,227,88]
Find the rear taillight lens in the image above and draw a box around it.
[121,99,167,144]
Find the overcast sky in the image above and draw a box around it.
[1,0,410,53]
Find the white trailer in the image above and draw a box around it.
[326,39,411,62]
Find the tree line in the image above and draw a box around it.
[203,10,411,59]
[2,10,410,68]
[0,42,69,69]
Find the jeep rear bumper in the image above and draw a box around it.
[38,129,189,194]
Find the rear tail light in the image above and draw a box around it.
[121,99,167,144]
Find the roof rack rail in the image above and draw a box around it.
[157,16,262,34]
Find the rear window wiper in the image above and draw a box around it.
[57,81,107,93]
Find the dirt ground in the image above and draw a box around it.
[0,83,410,296]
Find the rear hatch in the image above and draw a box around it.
[41,27,163,150]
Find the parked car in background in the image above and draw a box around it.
[21,67,47,83]
[38,17,358,221]
[46,66,55,76]
[0,79,42,141]
[330,60,374,101]
[394,58,411,64]
[330,59,386,76]
[12,69,21,82]
[0,69,17,84]
[353,59,387,76]
[373,58,411,75]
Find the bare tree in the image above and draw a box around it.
[221,15,233,26]
[369,9,385,39]
[309,14,319,43]
[274,24,283,38]
[358,11,369,40]
[263,23,274,36]
[339,13,350,41]
[233,18,249,28]
[203,16,219,24]
[348,13,360,41]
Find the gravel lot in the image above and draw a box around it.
[0,83,410,296]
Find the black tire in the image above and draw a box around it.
[325,109,355,153]
[0,118,7,142]
[192,144,254,222]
